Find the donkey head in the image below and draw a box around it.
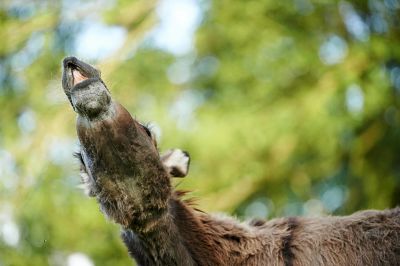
[62,57,189,228]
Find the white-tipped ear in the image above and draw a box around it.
[161,149,190,177]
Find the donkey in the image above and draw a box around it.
[62,56,400,266]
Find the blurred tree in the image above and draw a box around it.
[189,0,400,217]
[0,1,158,265]
[0,0,399,265]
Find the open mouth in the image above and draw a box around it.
[71,67,88,86]
[66,62,89,87]
[62,57,106,111]
[63,57,96,91]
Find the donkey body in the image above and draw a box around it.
[62,57,400,266]
[123,198,400,266]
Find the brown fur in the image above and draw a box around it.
[63,57,400,266]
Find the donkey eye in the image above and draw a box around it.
[143,126,152,137]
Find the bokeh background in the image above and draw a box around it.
[1,0,400,265]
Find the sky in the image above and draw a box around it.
[74,0,203,60]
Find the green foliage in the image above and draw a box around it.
[1,0,400,265]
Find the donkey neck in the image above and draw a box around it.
[123,195,228,266]
[123,197,197,265]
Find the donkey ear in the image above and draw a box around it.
[160,149,190,178]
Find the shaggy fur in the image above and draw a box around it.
[62,57,400,266]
